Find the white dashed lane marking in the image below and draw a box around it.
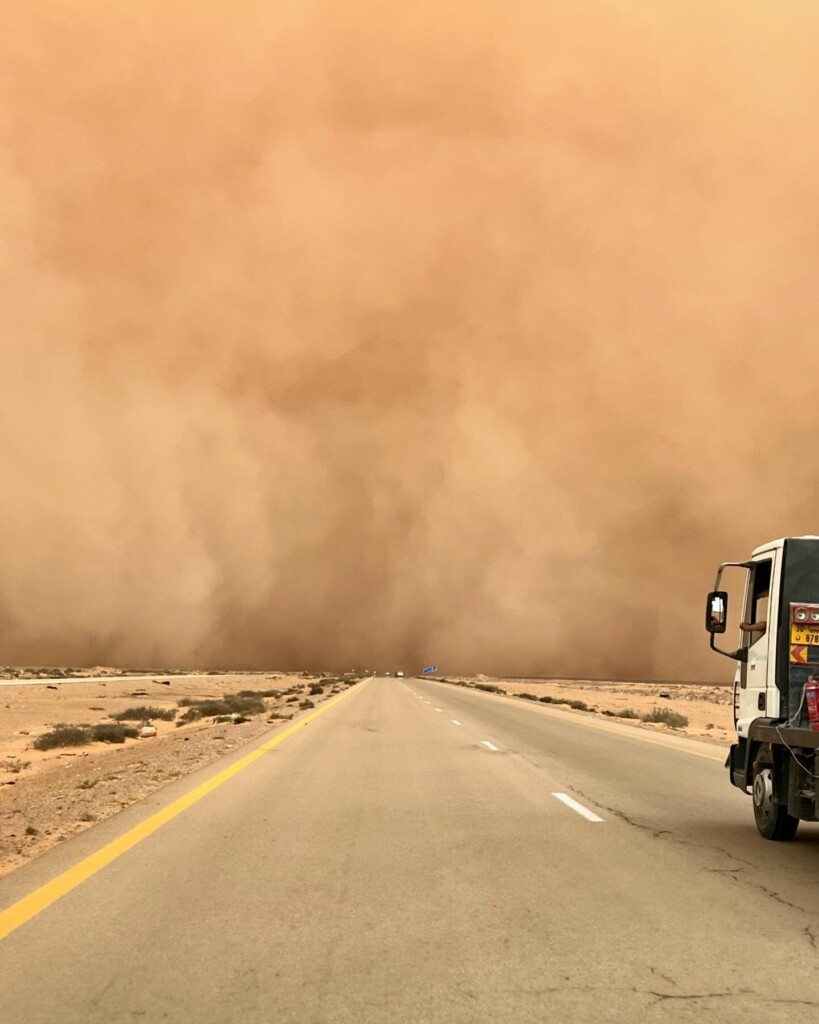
[481,741,499,751]
[552,793,604,822]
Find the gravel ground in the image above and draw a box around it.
[0,671,354,876]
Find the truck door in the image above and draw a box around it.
[736,556,773,736]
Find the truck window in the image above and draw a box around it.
[744,558,772,642]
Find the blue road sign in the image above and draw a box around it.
[422,666,438,674]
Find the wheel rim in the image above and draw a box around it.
[753,767,774,818]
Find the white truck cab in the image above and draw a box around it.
[734,538,781,737]
[707,536,819,840]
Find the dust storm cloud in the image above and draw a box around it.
[1,1,818,678]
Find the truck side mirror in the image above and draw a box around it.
[706,591,728,633]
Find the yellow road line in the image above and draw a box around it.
[0,681,366,943]
[531,703,726,761]
[532,707,725,761]
[585,725,726,762]
[438,684,727,763]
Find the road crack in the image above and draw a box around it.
[569,788,816,919]
[647,989,741,1004]
[649,966,677,987]
[646,990,819,1008]
[483,984,819,1008]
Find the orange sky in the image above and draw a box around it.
[1,1,818,676]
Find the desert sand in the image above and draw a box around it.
[0,669,350,875]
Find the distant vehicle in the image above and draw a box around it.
[706,535,819,840]
[396,671,404,678]
[384,672,391,677]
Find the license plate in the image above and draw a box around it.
[791,625,819,646]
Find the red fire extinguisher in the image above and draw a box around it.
[805,678,819,731]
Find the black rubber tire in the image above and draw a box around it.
[752,761,800,841]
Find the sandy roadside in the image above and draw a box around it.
[437,676,734,746]
[0,670,357,876]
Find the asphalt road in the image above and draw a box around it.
[2,676,819,1023]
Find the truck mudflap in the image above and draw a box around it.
[727,740,749,791]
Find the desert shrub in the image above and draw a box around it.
[90,723,139,744]
[641,707,688,729]
[33,725,91,750]
[111,706,177,722]
[518,692,539,701]
[0,758,29,773]
[299,699,315,709]
[177,694,265,720]
[237,689,280,698]
[475,683,500,693]
[186,701,228,718]
[616,708,640,719]
[308,684,324,695]
[536,695,591,711]
[224,695,266,714]
[285,696,299,704]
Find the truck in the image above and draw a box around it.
[706,535,819,840]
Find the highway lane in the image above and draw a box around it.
[415,677,819,906]
[1,676,819,1023]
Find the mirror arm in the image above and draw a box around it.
[712,561,755,591]
[709,633,748,662]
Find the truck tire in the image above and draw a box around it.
[752,761,799,841]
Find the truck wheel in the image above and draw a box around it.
[752,762,799,841]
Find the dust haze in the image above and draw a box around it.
[1,1,818,678]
